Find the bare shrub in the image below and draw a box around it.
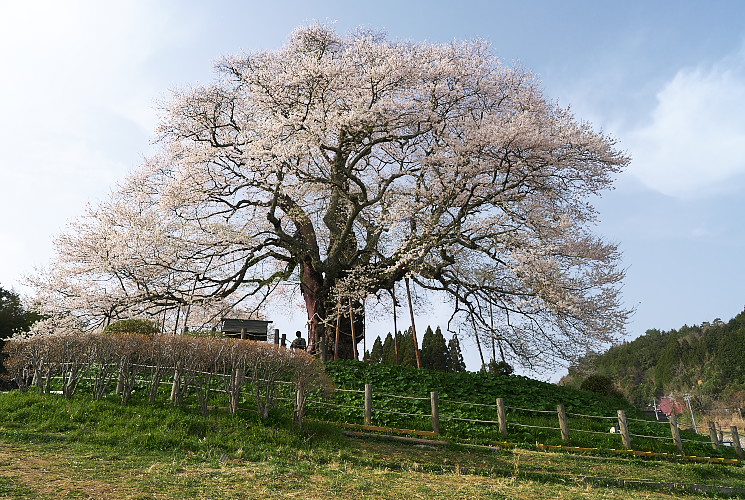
[288,349,332,425]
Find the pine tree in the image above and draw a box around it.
[398,328,418,367]
[447,334,466,372]
[369,336,383,363]
[420,326,435,369]
[381,333,396,365]
[430,327,449,371]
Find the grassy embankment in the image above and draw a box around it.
[0,361,744,498]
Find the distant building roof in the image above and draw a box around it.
[220,318,271,340]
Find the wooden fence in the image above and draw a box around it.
[31,369,745,462]
[304,383,745,461]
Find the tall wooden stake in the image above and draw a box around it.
[617,410,632,449]
[731,426,743,460]
[557,404,570,442]
[489,301,496,364]
[349,299,358,361]
[670,415,684,453]
[334,299,341,361]
[392,288,399,364]
[472,316,485,369]
[496,398,508,436]
[405,277,422,369]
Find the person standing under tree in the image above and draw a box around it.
[290,331,307,351]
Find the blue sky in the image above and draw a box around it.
[1,1,744,378]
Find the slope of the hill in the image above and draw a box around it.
[325,359,632,415]
[564,309,745,408]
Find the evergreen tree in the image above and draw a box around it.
[0,286,43,379]
[397,328,418,367]
[381,332,397,365]
[0,286,40,339]
[446,334,466,372]
[420,326,435,369]
[422,326,448,371]
[369,336,383,363]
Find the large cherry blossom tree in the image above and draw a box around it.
[35,25,630,366]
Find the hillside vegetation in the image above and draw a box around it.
[1,377,744,498]
[564,309,745,410]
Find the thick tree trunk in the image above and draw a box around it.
[300,259,326,354]
[299,260,364,359]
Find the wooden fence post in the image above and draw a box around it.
[731,426,743,460]
[670,415,684,453]
[557,404,570,442]
[496,398,507,437]
[364,383,372,426]
[431,391,440,434]
[708,421,720,450]
[617,410,632,449]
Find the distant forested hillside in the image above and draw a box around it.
[563,309,745,409]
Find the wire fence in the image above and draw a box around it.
[31,367,745,463]
[304,382,745,462]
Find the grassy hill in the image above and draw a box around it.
[1,387,745,498]
[315,361,741,460]
[563,309,745,410]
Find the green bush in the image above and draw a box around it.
[580,374,622,398]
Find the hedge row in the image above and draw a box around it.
[2,333,331,424]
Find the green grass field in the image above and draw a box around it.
[0,390,744,499]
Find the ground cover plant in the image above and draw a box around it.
[3,329,736,461]
[309,361,742,460]
[1,390,744,499]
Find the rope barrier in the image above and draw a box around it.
[626,416,670,425]
[440,399,497,408]
[572,428,622,436]
[442,416,499,425]
[376,393,430,401]
[373,408,428,418]
[628,433,670,440]
[566,412,617,420]
[509,422,560,431]
[508,406,556,414]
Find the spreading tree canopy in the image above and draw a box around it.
[33,25,630,367]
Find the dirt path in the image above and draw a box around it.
[0,443,142,499]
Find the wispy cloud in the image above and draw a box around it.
[625,45,745,199]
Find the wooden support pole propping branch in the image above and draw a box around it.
[496,397,507,436]
[430,391,440,434]
[404,277,422,369]
[709,421,720,450]
[617,410,632,450]
[670,415,684,453]
[731,426,743,460]
[364,384,372,426]
[334,300,341,361]
[349,300,358,361]
[557,404,570,442]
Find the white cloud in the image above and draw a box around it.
[625,47,745,199]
